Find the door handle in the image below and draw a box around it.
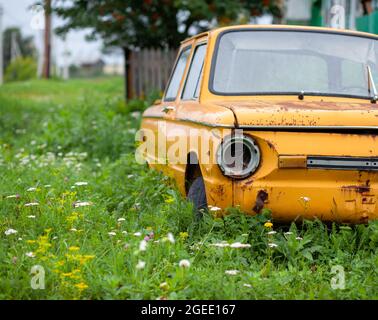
[162,106,175,113]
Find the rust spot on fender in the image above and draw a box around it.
[244,179,254,186]
[211,185,226,200]
[267,140,275,149]
[341,180,370,194]
[253,190,268,213]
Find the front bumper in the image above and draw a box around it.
[234,168,378,223]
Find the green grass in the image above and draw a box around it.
[0,78,377,299]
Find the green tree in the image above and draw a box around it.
[2,27,36,71]
[52,0,283,100]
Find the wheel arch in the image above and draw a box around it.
[185,151,203,195]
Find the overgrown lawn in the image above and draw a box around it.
[0,78,377,299]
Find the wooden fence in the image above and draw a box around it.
[130,49,177,98]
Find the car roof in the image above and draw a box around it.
[180,24,378,45]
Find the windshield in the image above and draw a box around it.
[211,30,378,98]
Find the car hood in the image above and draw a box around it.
[214,100,378,129]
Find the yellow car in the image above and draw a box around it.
[139,25,378,224]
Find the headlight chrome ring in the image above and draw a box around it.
[216,134,260,179]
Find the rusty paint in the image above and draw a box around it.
[211,185,226,200]
[218,100,374,112]
[341,180,370,194]
[267,140,275,149]
[244,179,254,186]
[253,190,268,213]
[212,100,378,128]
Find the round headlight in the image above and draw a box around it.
[216,134,260,179]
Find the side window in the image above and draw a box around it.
[182,44,207,100]
[164,47,191,101]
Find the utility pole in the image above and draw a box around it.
[42,0,51,79]
[11,31,21,62]
[0,5,3,85]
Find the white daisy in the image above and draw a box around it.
[230,242,251,248]
[178,259,191,268]
[136,260,146,270]
[5,229,18,236]
[225,270,239,276]
[74,182,88,186]
[268,243,278,248]
[167,232,175,244]
[24,202,39,207]
[210,242,230,248]
[267,231,277,235]
[73,201,92,208]
[25,252,35,258]
[27,215,36,219]
[243,283,252,288]
[27,187,37,192]
[108,232,117,236]
[117,218,126,222]
[133,232,142,237]
[139,240,147,251]
[209,206,221,212]
[6,195,18,199]
[296,237,303,240]
[159,282,169,290]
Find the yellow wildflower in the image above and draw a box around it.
[55,260,65,267]
[61,272,73,278]
[68,246,80,252]
[165,197,174,204]
[264,221,273,228]
[75,282,88,291]
[179,232,189,240]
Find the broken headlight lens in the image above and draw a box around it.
[216,134,260,179]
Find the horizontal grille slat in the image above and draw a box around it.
[307,156,378,171]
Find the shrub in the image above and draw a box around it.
[5,57,37,83]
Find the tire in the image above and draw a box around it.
[187,176,208,219]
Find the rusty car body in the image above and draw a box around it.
[140,25,378,223]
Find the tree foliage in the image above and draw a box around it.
[53,0,283,50]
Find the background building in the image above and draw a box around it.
[284,0,378,33]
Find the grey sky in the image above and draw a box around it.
[0,0,122,67]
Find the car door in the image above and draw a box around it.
[141,44,192,173]
[165,40,208,192]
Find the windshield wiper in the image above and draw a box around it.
[367,65,377,104]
